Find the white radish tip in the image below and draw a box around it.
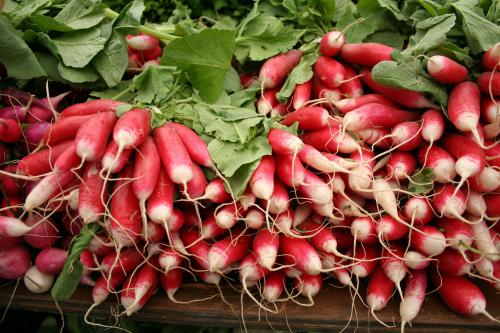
[305,255,322,275]
[215,211,235,229]
[148,205,172,224]
[257,99,273,115]
[263,286,280,302]
[427,56,445,74]
[257,246,277,269]
[351,265,368,278]
[76,141,95,161]
[79,207,98,224]
[208,250,226,272]
[24,266,54,294]
[171,166,194,184]
[324,239,338,254]
[251,180,274,200]
[367,294,384,311]
[327,31,344,48]
[245,210,264,229]
[422,234,446,256]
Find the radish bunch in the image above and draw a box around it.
[0,30,499,331]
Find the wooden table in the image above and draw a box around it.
[1,282,499,332]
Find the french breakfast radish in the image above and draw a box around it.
[75,111,117,161]
[259,50,302,89]
[427,55,468,84]
[340,43,395,67]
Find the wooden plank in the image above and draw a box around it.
[0,282,499,332]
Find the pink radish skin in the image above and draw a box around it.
[18,140,73,176]
[274,208,294,235]
[245,208,265,229]
[92,271,126,305]
[300,220,339,254]
[75,112,117,161]
[421,109,446,143]
[481,43,500,71]
[0,246,31,279]
[480,98,499,124]
[292,80,312,110]
[280,235,322,275]
[403,197,433,226]
[239,254,270,284]
[101,141,133,173]
[159,247,183,272]
[282,106,329,130]
[334,94,396,113]
[208,229,253,272]
[181,229,210,269]
[341,43,395,67]
[483,194,500,218]
[477,72,500,96]
[469,167,500,193]
[386,151,416,181]
[465,191,487,217]
[142,221,166,243]
[87,234,114,256]
[24,170,76,211]
[169,122,213,168]
[340,63,363,98]
[430,271,495,318]
[122,258,159,316]
[442,133,486,184]
[433,184,467,219]
[0,105,27,121]
[427,56,468,84]
[410,225,446,256]
[435,248,471,276]
[78,162,107,223]
[274,153,306,187]
[215,203,243,229]
[404,251,431,270]
[253,228,279,270]
[113,108,151,150]
[448,82,481,134]
[391,121,423,151]
[200,216,225,240]
[295,273,323,300]
[351,244,379,278]
[240,191,256,211]
[204,178,230,203]
[435,218,473,251]
[165,209,185,232]
[417,144,456,183]
[101,248,143,275]
[147,168,175,224]
[0,235,22,251]
[109,165,142,248]
[376,215,408,241]
[35,248,67,274]
[25,105,54,124]
[263,179,289,214]
[314,56,345,89]
[0,118,22,143]
[267,128,304,155]
[298,170,333,206]
[348,148,375,191]
[366,266,395,313]
[181,161,207,199]
[342,103,420,131]
[355,128,392,148]
[23,122,50,148]
[53,145,80,173]
[154,123,194,184]
[133,136,161,202]
[361,68,437,108]
[302,126,360,154]
[257,88,279,115]
[312,76,342,102]
[259,50,302,89]
[250,155,275,200]
[320,31,345,57]
[400,269,427,328]
[263,271,284,302]
[351,217,377,244]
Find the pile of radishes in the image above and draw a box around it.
[126,34,163,71]
[0,28,499,331]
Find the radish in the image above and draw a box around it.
[154,123,194,184]
[403,197,433,226]
[78,162,107,223]
[101,248,143,274]
[24,215,59,249]
[421,109,446,143]
[24,266,54,293]
[0,235,22,251]
[87,233,114,256]
[208,228,253,272]
[0,118,22,143]
[340,63,363,98]
[169,122,213,168]
[165,209,185,232]
[18,140,73,176]
[43,114,94,146]
[282,106,329,130]
[334,94,396,113]
[59,99,125,118]
[24,170,76,210]
[245,208,265,229]
[35,248,67,274]
[199,215,225,240]
[386,151,416,181]
[312,76,342,102]
[101,141,133,174]
[435,218,473,251]
[257,88,279,115]
[360,68,437,108]
[0,216,32,237]
[404,251,431,270]
[391,121,423,151]
[274,153,306,187]
[366,266,395,323]
[484,194,500,218]
[250,155,275,200]
[481,43,500,71]
[427,55,468,84]
[430,271,498,320]
[181,228,210,269]
[314,56,345,89]
[435,248,472,276]
[292,80,312,110]
[355,127,392,148]
[110,165,142,248]
[253,228,279,270]
[75,111,117,161]
[381,245,407,297]
[376,215,408,241]
[147,168,175,224]
[448,82,481,136]
[127,34,159,51]
[298,170,333,206]
[351,217,377,244]
[302,126,359,154]
[410,225,446,256]
[465,191,487,217]
[300,220,340,255]
[471,220,499,261]
[0,105,28,121]
[121,259,159,315]
[263,271,284,302]
[469,167,500,193]
[477,72,500,96]
[351,244,379,278]
[267,128,304,155]
[215,203,243,229]
[0,246,31,279]
[52,145,80,174]
[372,177,405,224]
[280,234,322,275]
[417,144,456,183]
[481,98,499,124]
[294,273,322,303]
[299,144,352,173]
[159,247,183,272]
[142,221,166,243]
[433,184,467,219]
[24,105,55,124]
[400,269,427,330]
[348,148,375,191]
[342,103,420,131]
[320,31,345,57]
[203,178,230,203]
[340,43,395,67]
[263,179,289,214]
[259,50,302,88]
[92,271,126,306]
